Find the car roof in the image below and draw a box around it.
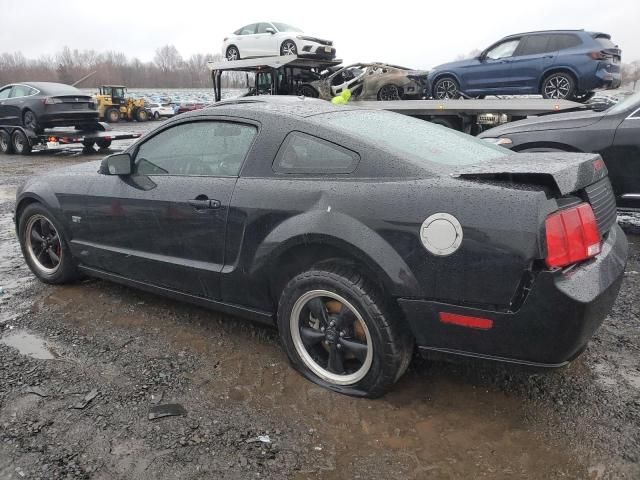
[502,29,608,38]
[2,82,82,94]
[196,96,361,119]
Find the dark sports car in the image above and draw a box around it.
[0,82,98,133]
[15,97,627,397]
[479,90,640,211]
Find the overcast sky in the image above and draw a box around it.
[1,0,638,69]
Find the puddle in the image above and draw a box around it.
[1,330,59,359]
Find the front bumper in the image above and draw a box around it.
[298,40,336,58]
[398,224,628,366]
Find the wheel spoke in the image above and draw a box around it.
[335,306,356,329]
[299,326,325,347]
[327,345,344,374]
[47,248,60,265]
[39,218,51,235]
[340,338,368,362]
[30,229,44,243]
[308,298,329,325]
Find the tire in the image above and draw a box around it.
[298,85,319,98]
[22,109,43,134]
[135,108,148,122]
[541,72,575,100]
[82,139,95,149]
[432,76,460,99]
[0,130,13,154]
[105,107,120,123]
[153,111,160,120]
[280,40,297,56]
[377,84,402,101]
[96,139,112,149]
[277,266,413,398]
[520,147,569,153]
[18,203,79,284]
[226,46,240,61]
[11,130,32,155]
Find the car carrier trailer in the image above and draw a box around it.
[0,122,142,155]
[208,55,587,134]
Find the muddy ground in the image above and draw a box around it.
[0,124,639,479]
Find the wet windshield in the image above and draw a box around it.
[316,110,508,167]
[272,22,303,33]
[606,90,640,115]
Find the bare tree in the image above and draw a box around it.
[621,60,640,90]
[154,45,183,73]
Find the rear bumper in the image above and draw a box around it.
[581,65,621,91]
[398,224,628,366]
[39,111,99,127]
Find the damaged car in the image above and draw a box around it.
[298,63,428,100]
[15,97,627,397]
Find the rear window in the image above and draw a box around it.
[594,35,616,49]
[548,34,582,51]
[39,84,82,95]
[316,110,507,168]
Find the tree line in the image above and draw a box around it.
[0,45,248,89]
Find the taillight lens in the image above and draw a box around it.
[43,97,62,105]
[545,203,601,268]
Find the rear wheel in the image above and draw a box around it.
[11,130,32,155]
[377,84,402,101]
[226,46,240,61]
[541,73,575,100]
[432,76,460,99]
[0,130,13,154]
[277,266,413,398]
[19,203,79,284]
[82,140,95,149]
[96,139,112,149]
[105,107,120,123]
[22,110,42,134]
[280,40,297,56]
[153,111,160,120]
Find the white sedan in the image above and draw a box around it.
[147,103,175,120]
[222,22,336,61]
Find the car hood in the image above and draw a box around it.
[480,110,604,137]
[430,58,478,73]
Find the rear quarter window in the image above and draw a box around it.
[548,34,582,51]
[273,132,360,174]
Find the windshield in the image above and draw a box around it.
[272,22,302,33]
[316,110,508,168]
[606,91,640,116]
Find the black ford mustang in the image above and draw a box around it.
[479,90,640,211]
[15,97,628,397]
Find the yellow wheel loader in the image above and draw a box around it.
[95,85,148,123]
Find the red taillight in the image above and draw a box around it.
[43,97,62,105]
[545,203,601,268]
[439,312,493,330]
[589,51,606,60]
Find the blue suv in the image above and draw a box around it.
[428,30,621,102]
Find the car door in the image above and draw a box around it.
[255,23,278,56]
[237,23,258,57]
[509,34,556,92]
[5,85,34,125]
[604,109,640,208]
[0,85,13,123]
[465,38,521,94]
[79,118,259,300]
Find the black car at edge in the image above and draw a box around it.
[14,97,628,397]
[479,90,640,211]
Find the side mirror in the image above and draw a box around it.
[265,27,275,34]
[100,152,132,175]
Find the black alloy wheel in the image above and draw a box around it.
[378,84,402,101]
[433,77,460,99]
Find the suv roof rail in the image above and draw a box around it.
[506,29,585,36]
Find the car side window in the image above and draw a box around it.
[239,24,257,35]
[256,23,272,34]
[273,132,359,174]
[515,35,551,56]
[9,85,33,98]
[486,39,520,60]
[135,121,257,177]
[0,87,11,100]
[548,34,582,51]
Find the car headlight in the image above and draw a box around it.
[296,35,314,41]
[482,137,513,147]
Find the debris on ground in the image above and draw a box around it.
[70,388,99,409]
[148,403,187,420]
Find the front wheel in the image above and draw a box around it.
[377,84,402,101]
[135,108,148,122]
[18,203,79,284]
[226,46,240,61]
[541,73,575,99]
[280,40,297,56]
[432,77,460,99]
[277,266,413,398]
